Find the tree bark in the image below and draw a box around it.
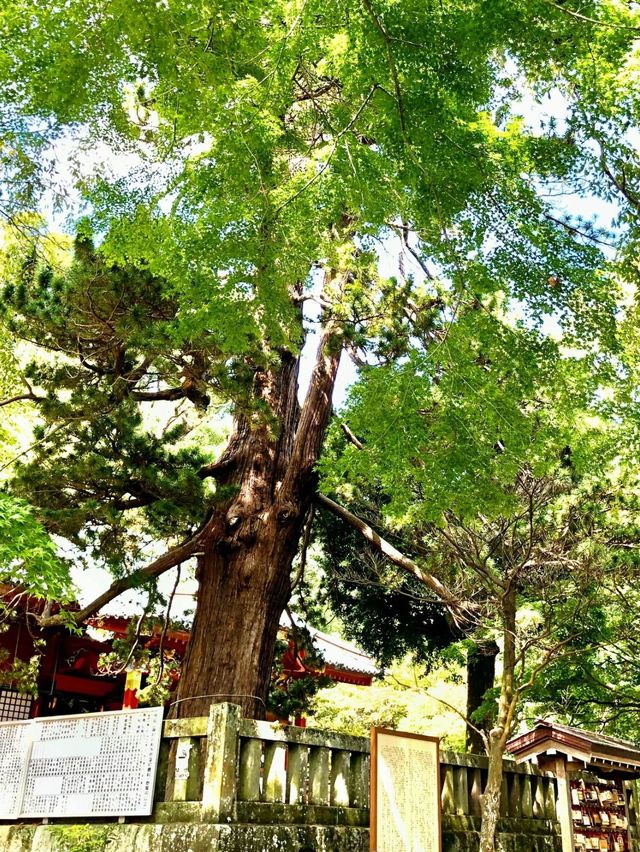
[478,589,517,852]
[173,323,341,719]
[465,640,498,753]
[172,509,301,719]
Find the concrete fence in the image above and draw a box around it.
[4,701,635,851]
[156,702,371,826]
[150,702,563,850]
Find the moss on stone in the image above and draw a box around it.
[0,821,563,851]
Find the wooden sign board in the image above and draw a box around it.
[370,727,441,852]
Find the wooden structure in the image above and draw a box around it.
[0,584,124,719]
[279,615,377,688]
[508,720,640,852]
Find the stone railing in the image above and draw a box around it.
[155,702,370,827]
[0,702,568,851]
[439,751,561,846]
[153,701,561,844]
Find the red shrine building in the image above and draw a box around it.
[0,583,376,722]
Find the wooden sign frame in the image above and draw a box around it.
[370,727,442,852]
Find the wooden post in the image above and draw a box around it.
[123,669,142,709]
[201,702,241,822]
[554,756,574,852]
[623,779,635,852]
[624,778,637,826]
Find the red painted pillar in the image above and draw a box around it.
[123,670,142,709]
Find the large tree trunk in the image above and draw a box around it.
[174,509,301,720]
[478,590,517,852]
[465,640,498,753]
[174,321,341,719]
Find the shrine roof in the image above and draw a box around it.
[88,609,377,678]
[508,718,640,772]
[306,627,378,676]
[280,612,378,677]
[87,613,190,652]
[0,582,79,617]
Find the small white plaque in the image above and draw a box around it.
[33,777,63,797]
[64,794,94,813]
[33,736,102,759]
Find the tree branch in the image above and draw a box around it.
[291,505,315,592]
[0,391,45,408]
[130,387,185,402]
[362,0,406,134]
[38,536,201,628]
[316,492,476,629]
[386,222,436,280]
[281,319,342,498]
[340,422,364,450]
[110,495,157,510]
[544,0,640,32]
[198,454,236,481]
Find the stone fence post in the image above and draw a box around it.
[201,702,241,822]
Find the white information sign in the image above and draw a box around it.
[370,727,441,852]
[0,706,164,819]
[0,720,32,818]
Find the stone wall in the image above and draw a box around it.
[0,819,562,852]
[0,702,568,852]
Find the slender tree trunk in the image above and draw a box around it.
[174,321,341,719]
[466,640,498,753]
[478,590,517,852]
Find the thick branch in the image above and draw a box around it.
[198,455,236,481]
[38,536,200,628]
[131,383,210,407]
[316,492,475,628]
[0,391,45,408]
[130,387,185,402]
[340,422,364,450]
[281,321,342,498]
[110,495,157,510]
